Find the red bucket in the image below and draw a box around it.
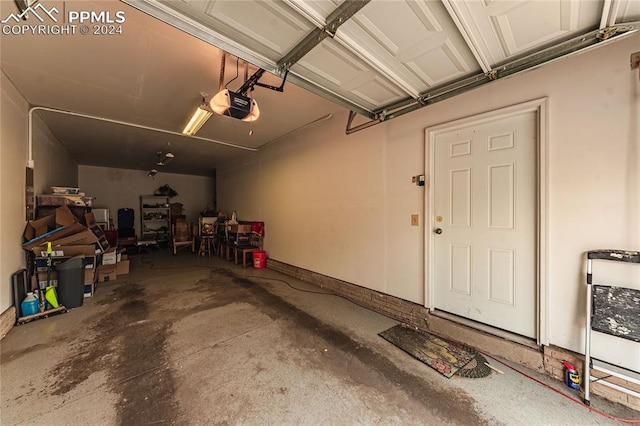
[253,251,266,269]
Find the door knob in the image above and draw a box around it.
[434,228,443,234]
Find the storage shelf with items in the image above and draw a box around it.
[140,195,171,244]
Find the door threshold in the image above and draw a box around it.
[430,310,539,350]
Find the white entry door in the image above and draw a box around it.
[431,110,537,338]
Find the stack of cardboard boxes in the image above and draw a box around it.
[22,205,129,298]
[97,247,129,284]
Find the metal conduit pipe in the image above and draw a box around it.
[258,113,333,150]
[27,106,258,171]
[26,107,334,168]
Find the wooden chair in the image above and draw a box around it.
[233,232,263,268]
[172,221,195,255]
[219,223,247,261]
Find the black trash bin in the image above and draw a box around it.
[57,255,85,308]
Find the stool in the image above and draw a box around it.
[198,236,214,257]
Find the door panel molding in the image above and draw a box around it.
[425,97,549,345]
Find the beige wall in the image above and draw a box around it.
[0,73,79,314]
[78,165,214,237]
[1,72,28,313]
[31,113,78,195]
[217,34,640,368]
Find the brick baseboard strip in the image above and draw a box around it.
[0,306,16,340]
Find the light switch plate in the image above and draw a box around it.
[411,214,419,226]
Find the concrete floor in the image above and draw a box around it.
[1,250,638,425]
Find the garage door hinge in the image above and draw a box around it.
[597,27,617,41]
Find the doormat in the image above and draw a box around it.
[379,324,490,379]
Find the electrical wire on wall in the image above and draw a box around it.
[224,56,239,90]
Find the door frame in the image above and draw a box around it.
[424,98,549,345]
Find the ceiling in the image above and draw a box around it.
[2,0,639,177]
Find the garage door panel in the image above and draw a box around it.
[447,0,603,66]
[616,0,640,21]
[337,0,480,94]
[284,0,340,26]
[135,0,623,118]
[293,39,407,110]
[204,1,311,56]
[159,0,314,61]
[489,1,601,55]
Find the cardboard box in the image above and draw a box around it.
[24,205,76,236]
[116,260,130,275]
[24,205,93,255]
[23,214,56,242]
[227,232,251,245]
[85,212,110,253]
[40,245,96,258]
[35,270,58,289]
[23,223,87,253]
[48,230,100,250]
[226,224,251,245]
[97,264,117,283]
[22,206,86,252]
[36,269,57,280]
[84,268,96,285]
[116,248,126,262]
[102,247,117,265]
[34,256,70,269]
[84,257,96,296]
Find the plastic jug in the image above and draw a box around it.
[21,292,39,317]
